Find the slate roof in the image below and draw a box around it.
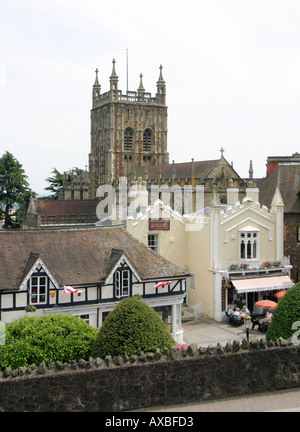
[0,227,188,290]
[136,160,219,181]
[258,163,300,213]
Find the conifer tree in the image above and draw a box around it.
[0,151,30,228]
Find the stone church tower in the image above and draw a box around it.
[89,59,169,198]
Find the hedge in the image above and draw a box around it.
[92,296,175,358]
[0,314,98,370]
[266,282,300,341]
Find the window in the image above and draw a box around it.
[115,269,130,298]
[124,128,133,151]
[30,275,47,304]
[148,234,159,253]
[297,226,300,243]
[78,314,90,325]
[239,230,259,260]
[143,129,152,152]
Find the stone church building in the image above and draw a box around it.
[64,59,252,206]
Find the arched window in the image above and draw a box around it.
[124,128,133,151]
[143,129,152,152]
[239,230,259,260]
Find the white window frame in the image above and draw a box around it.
[148,233,159,253]
[239,229,259,261]
[115,269,130,298]
[30,275,47,305]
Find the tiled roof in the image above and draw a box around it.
[258,163,300,213]
[0,227,188,290]
[34,200,98,217]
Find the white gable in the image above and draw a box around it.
[19,257,60,291]
[105,254,141,285]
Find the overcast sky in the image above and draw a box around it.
[1,0,300,195]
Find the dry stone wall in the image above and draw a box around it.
[0,337,300,412]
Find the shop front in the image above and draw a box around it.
[229,274,294,312]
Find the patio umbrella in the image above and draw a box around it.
[274,290,286,299]
[255,300,277,309]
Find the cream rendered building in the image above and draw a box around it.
[127,185,293,322]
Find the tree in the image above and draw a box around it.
[0,151,30,228]
[266,282,300,341]
[92,296,175,358]
[44,167,84,199]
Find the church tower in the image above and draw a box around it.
[89,59,169,198]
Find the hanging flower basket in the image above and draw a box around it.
[50,290,56,297]
[25,305,36,313]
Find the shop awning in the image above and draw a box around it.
[231,275,294,294]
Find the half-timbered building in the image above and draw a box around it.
[0,227,188,343]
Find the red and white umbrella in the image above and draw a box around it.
[154,281,172,289]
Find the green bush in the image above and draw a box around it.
[0,314,98,370]
[266,282,300,341]
[92,296,175,358]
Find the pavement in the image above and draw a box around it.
[132,317,300,412]
[181,316,264,347]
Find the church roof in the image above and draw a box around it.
[136,159,219,181]
[0,227,188,290]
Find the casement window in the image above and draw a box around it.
[239,230,259,260]
[30,275,47,305]
[148,234,159,253]
[115,269,130,298]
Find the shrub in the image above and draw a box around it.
[0,314,98,370]
[266,282,300,341]
[92,296,175,358]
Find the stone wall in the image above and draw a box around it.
[0,337,300,412]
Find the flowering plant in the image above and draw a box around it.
[25,305,37,312]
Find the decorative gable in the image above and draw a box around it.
[104,250,141,285]
[19,253,59,291]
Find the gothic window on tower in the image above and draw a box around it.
[143,129,152,152]
[124,128,133,151]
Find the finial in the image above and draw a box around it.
[138,73,145,92]
[249,160,254,179]
[93,68,101,98]
[210,184,221,207]
[94,68,100,85]
[110,59,118,78]
[157,65,165,83]
[220,147,225,158]
[172,160,176,174]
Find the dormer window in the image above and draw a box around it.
[239,228,259,260]
[29,274,47,305]
[115,268,130,298]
